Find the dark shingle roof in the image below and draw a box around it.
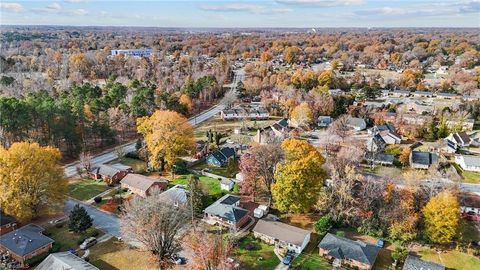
[318,233,380,267]
[411,151,438,166]
[0,224,54,257]
[253,219,310,246]
[204,195,248,223]
[0,211,16,226]
[90,164,121,177]
[403,255,445,270]
[277,118,289,128]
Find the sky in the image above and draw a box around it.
[0,0,479,28]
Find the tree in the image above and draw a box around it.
[272,139,326,213]
[0,142,66,222]
[314,215,333,235]
[187,175,204,220]
[291,102,314,128]
[137,110,195,172]
[422,191,460,244]
[184,228,234,270]
[239,144,283,202]
[121,190,189,268]
[179,94,193,113]
[399,147,411,167]
[328,115,351,142]
[284,46,300,64]
[68,204,93,233]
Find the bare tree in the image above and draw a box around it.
[184,228,234,270]
[328,114,351,143]
[79,151,92,173]
[121,190,189,268]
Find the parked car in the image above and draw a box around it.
[282,254,294,265]
[170,254,186,265]
[80,237,97,250]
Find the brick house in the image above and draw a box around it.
[89,163,132,184]
[120,174,168,197]
[0,211,18,236]
[0,224,54,266]
[203,195,250,229]
[318,233,380,270]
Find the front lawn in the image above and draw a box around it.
[417,248,480,270]
[462,170,480,184]
[108,157,146,173]
[172,174,223,196]
[192,160,239,178]
[67,179,110,201]
[235,235,279,270]
[291,234,332,270]
[43,223,103,251]
[87,238,153,270]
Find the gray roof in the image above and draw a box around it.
[459,155,480,167]
[347,117,366,128]
[403,255,445,270]
[36,252,99,270]
[0,224,54,257]
[120,174,166,192]
[0,211,16,226]
[91,164,121,177]
[253,219,310,246]
[110,163,132,171]
[411,151,438,166]
[453,132,471,145]
[209,147,236,165]
[158,185,188,205]
[318,233,380,267]
[204,194,247,223]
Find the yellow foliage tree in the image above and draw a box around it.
[291,102,314,128]
[137,110,195,172]
[272,139,326,213]
[0,142,66,222]
[260,51,273,63]
[422,191,460,244]
[179,94,194,113]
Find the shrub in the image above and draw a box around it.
[391,244,409,262]
[86,227,99,237]
[55,223,63,228]
[336,231,345,237]
[94,196,102,203]
[123,188,129,192]
[25,253,49,267]
[77,237,87,245]
[50,243,61,253]
[172,160,188,174]
[314,215,333,235]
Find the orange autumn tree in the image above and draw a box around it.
[137,110,195,172]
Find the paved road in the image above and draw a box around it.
[65,199,121,238]
[64,69,244,177]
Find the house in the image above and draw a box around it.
[36,252,99,270]
[447,132,472,148]
[0,224,54,266]
[318,233,380,270]
[253,118,291,144]
[403,255,445,270]
[203,194,250,229]
[460,193,480,221]
[446,119,475,131]
[412,91,433,98]
[157,185,188,207]
[347,117,367,131]
[317,116,333,127]
[89,164,131,184]
[253,218,311,254]
[365,153,395,166]
[391,90,410,97]
[436,92,459,99]
[206,147,236,167]
[0,211,18,236]
[220,104,269,120]
[368,124,401,144]
[220,179,235,191]
[120,174,168,197]
[409,151,439,169]
[194,140,209,159]
[455,155,480,172]
[366,134,386,153]
[110,49,152,58]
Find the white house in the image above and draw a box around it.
[253,218,311,254]
[347,117,367,131]
[455,155,480,172]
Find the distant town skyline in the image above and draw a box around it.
[1,0,479,28]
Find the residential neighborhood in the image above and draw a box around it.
[1,2,480,270]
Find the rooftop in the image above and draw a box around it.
[318,233,380,266]
[403,255,445,270]
[253,219,310,246]
[0,224,54,257]
[120,174,167,192]
[36,252,99,270]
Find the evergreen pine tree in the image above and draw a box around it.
[69,204,93,233]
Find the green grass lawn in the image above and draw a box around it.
[417,249,480,270]
[43,223,103,251]
[462,170,480,184]
[192,160,239,178]
[68,179,110,201]
[291,234,332,270]
[108,157,146,173]
[171,174,223,196]
[235,235,279,270]
[86,238,153,270]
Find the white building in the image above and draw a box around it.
[455,155,480,172]
[253,218,310,254]
[110,49,153,58]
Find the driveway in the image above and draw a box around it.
[64,199,120,238]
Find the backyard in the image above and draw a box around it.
[171,173,225,196]
[43,222,103,252]
[234,235,279,270]
[86,238,153,270]
[290,234,332,270]
[192,160,239,178]
[67,179,110,201]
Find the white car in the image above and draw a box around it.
[80,237,97,250]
